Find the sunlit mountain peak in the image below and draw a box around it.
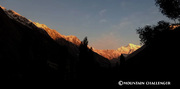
[33,22,49,29]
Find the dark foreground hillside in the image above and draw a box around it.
[118,25,180,88]
[0,6,112,87]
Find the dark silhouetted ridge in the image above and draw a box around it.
[0,6,112,87]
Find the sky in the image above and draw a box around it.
[0,0,172,49]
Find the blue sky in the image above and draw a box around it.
[0,0,172,49]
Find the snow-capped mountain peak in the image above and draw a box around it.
[117,43,141,54]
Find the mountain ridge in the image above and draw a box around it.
[1,5,140,61]
[0,6,111,68]
[0,6,148,86]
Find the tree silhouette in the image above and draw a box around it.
[120,54,125,66]
[136,21,170,45]
[155,0,180,23]
[79,36,90,65]
[77,36,104,86]
[78,37,93,79]
[81,36,88,46]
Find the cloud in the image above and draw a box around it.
[99,9,107,16]
[99,19,107,23]
[112,17,134,31]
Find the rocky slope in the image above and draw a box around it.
[1,6,81,58]
[33,22,81,46]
